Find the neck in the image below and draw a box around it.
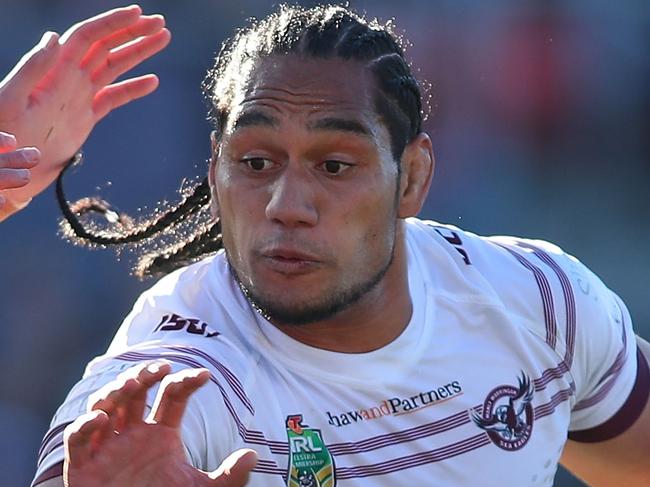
[271,229,412,353]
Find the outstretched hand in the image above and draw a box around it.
[0,5,170,218]
[64,362,258,487]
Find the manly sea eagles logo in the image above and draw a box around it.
[471,372,535,451]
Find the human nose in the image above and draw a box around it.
[265,164,318,227]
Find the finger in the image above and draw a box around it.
[122,361,172,425]
[92,28,171,87]
[86,362,171,430]
[0,31,60,101]
[92,74,159,121]
[81,15,166,73]
[0,132,17,152]
[90,376,146,434]
[0,168,31,190]
[0,148,40,169]
[150,368,210,428]
[59,5,142,63]
[64,410,110,466]
[209,449,258,487]
[87,375,141,415]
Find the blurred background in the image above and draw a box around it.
[1,0,648,485]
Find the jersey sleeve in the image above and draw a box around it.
[509,239,648,441]
[562,256,649,440]
[32,267,248,485]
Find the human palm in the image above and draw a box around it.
[64,363,257,487]
[0,5,170,211]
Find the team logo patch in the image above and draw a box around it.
[286,414,336,487]
[471,372,535,451]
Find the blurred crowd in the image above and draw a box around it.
[0,1,648,485]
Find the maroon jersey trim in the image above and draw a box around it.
[568,345,649,443]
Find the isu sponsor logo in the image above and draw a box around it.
[326,381,463,427]
[153,313,220,338]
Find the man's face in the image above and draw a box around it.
[211,56,402,325]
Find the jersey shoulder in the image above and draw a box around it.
[406,218,551,312]
[106,252,250,353]
[91,252,260,409]
[406,218,623,355]
[33,253,256,481]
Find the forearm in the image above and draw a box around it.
[1,156,67,220]
[6,160,66,204]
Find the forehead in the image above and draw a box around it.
[226,56,379,132]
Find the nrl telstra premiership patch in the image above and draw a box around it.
[286,414,336,487]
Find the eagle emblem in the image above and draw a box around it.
[471,372,535,450]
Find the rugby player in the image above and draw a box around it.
[20,4,650,486]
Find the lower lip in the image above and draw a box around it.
[261,255,320,275]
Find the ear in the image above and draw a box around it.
[208,130,220,220]
[396,132,434,218]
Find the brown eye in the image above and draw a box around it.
[323,160,351,175]
[242,158,272,171]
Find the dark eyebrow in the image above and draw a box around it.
[307,117,372,138]
[232,110,278,130]
[231,111,372,139]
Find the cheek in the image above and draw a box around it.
[214,179,241,250]
[216,184,265,264]
[366,212,397,258]
[338,189,396,258]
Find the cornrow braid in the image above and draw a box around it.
[57,155,211,246]
[370,53,423,159]
[205,5,425,159]
[57,153,216,278]
[339,28,403,60]
[137,221,222,278]
[60,4,427,278]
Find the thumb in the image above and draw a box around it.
[0,31,61,100]
[208,449,258,487]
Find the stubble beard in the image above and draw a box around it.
[226,231,397,327]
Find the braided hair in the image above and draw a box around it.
[58,4,427,278]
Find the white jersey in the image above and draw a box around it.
[34,218,647,486]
